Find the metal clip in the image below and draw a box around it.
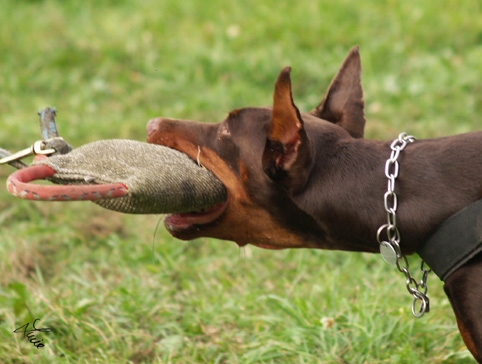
[0,140,57,165]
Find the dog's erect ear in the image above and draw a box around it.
[310,46,365,138]
[263,67,312,191]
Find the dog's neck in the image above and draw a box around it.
[302,131,482,254]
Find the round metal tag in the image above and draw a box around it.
[380,241,398,266]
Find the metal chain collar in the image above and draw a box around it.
[376,132,431,318]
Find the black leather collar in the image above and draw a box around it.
[417,199,482,281]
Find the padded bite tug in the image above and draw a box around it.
[32,139,227,214]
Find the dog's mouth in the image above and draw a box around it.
[164,191,296,250]
[165,204,289,250]
[164,201,228,233]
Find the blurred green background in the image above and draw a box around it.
[0,0,481,363]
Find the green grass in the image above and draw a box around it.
[1,0,481,363]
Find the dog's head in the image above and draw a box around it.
[146,46,366,249]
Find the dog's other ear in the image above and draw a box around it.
[263,67,312,191]
[310,46,365,138]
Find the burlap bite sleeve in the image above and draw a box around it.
[34,139,227,214]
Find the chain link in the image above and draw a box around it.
[376,132,431,318]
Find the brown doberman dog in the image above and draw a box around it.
[146,46,482,362]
